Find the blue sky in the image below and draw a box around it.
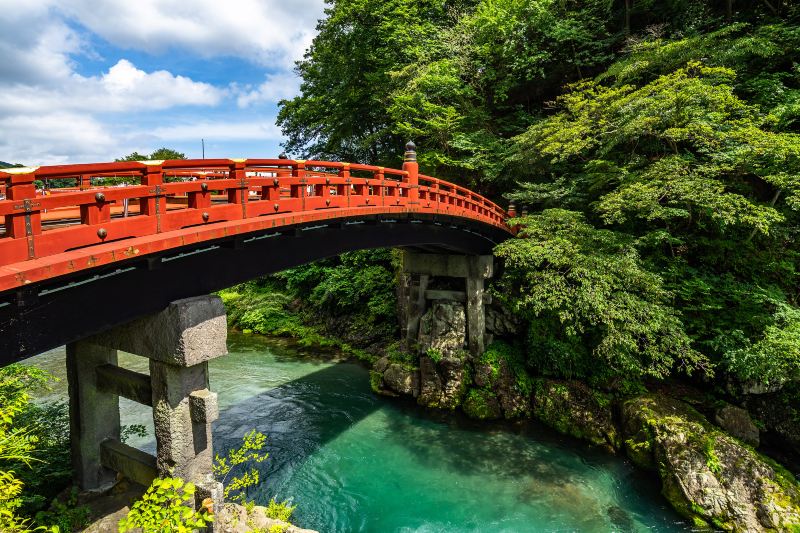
[0,0,327,164]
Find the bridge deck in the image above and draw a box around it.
[0,158,509,293]
[0,157,511,362]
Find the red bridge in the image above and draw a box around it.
[0,144,512,363]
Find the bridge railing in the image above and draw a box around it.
[0,158,509,269]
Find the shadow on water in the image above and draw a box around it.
[375,400,678,532]
[212,354,382,498]
[212,337,686,532]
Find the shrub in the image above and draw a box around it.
[118,477,212,533]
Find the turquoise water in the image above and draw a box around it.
[27,333,688,532]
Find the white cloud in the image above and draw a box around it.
[0,2,83,84]
[56,0,324,68]
[0,0,324,164]
[0,112,119,165]
[0,60,224,116]
[152,120,282,141]
[236,72,302,108]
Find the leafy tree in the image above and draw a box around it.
[277,0,800,391]
[115,147,186,162]
[0,365,51,532]
[495,210,708,383]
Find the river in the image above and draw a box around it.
[26,332,689,532]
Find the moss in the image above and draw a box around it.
[369,371,383,394]
[480,341,531,395]
[463,389,501,420]
[426,349,443,364]
[703,437,723,476]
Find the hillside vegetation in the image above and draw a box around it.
[276,0,800,397]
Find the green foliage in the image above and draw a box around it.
[703,438,723,476]
[495,210,708,381]
[478,341,532,396]
[723,303,800,388]
[34,488,90,533]
[280,249,398,323]
[0,365,61,533]
[264,498,295,523]
[426,349,443,364]
[115,147,186,162]
[213,430,269,504]
[120,424,148,444]
[11,401,71,518]
[218,281,308,338]
[118,477,212,533]
[280,0,800,393]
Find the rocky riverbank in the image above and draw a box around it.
[370,300,800,532]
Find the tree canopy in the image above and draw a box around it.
[279,0,800,391]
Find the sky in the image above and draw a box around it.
[0,0,327,165]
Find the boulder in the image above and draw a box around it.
[383,363,420,397]
[714,403,760,448]
[485,304,520,337]
[417,353,470,410]
[493,359,531,419]
[374,356,390,373]
[531,379,620,451]
[217,503,318,532]
[622,395,800,532]
[417,301,466,358]
[746,388,800,456]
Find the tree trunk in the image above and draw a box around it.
[624,0,632,34]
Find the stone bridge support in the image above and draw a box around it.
[399,251,493,356]
[66,295,227,511]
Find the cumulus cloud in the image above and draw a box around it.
[0,0,323,164]
[56,0,324,68]
[0,112,119,165]
[236,72,302,108]
[152,120,282,141]
[0,60,224,116]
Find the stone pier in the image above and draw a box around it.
[65,295,227,511]
[399,251,493,357]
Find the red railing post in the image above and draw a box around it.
[6,169,42,259]
[293,160,306,210]
[375,167,385,206]
[339,163,351,207]
[140,162,165,232]
[402,141,418,204]
[228,159,248,219]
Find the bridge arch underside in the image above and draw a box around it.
[0,212,509,364]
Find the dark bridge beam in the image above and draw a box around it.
[0,213,508,364]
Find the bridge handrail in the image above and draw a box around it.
[0,157,510,284]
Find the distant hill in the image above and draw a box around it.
[0,161,23,168]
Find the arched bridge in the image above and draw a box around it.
[0,145,512,363]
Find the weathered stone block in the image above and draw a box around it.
[66,340,121,490]
[150,360,213,483]
[100,439,157,488]
[90,295,228,367]
[403,253,493,279]
[418,301,466,357]
[190,389,219,423]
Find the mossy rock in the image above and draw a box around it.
[531,379,620,451]
[622,394,800,532]
[463,388,502,420]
